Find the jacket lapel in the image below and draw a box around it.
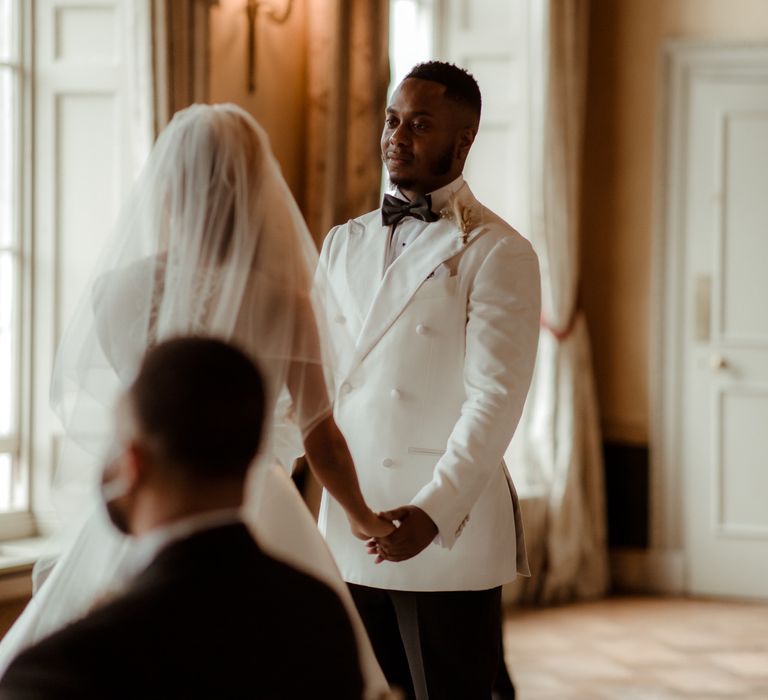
[343,217,389,329]
[349,185,486,371]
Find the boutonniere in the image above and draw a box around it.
[439,193,474,245]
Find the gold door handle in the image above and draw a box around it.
[710,355,728,370]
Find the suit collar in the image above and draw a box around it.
[390,174,465,213]
[133,522,258,588]
[126,510,244,579]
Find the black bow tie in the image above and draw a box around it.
[381,193,439,227]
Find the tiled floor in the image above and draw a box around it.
[3,595,767,697]
[504,596,768,699]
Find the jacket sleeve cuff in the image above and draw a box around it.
[410,482,469,550]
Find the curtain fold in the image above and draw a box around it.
[151,0,218,135]
[509,0,609,604]
[304,0,390,243]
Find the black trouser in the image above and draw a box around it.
[493,633,516,699]
[349,584,502,700]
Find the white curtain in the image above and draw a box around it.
[507,0,609,603]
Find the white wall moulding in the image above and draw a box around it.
[53,4,117,63]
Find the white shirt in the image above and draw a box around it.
[384,175,465,270]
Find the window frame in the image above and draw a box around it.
[0,0,35,539]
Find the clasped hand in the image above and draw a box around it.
[365,506,438,563]
[349,511,396,540]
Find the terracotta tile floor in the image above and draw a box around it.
[503,597,768,699]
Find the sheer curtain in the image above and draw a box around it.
[303,0,390,243]
[508,0,609,603]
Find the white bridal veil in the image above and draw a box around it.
[50,103,347,514]
[0,105,387,697]
[1,104,390,695]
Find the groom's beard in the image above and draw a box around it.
[387,144,455,192]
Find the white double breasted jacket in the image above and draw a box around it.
[318,184,541,592]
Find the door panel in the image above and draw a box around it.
[718,389,768,533]
[683,62,768,598]
[721,113,768,341]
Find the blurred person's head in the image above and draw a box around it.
[101,336,265,536]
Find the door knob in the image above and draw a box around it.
[710,355,728,370]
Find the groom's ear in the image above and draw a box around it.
[456,126,476,162]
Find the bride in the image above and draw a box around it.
[0,103,392,695]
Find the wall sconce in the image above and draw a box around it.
[246,0,294,94]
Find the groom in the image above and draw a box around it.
[318,62,541,698]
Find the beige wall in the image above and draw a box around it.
[581,0,768,444]
[208,0,308,201]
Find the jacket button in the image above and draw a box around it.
[390,388,402,399]
[335,314,346,324]
[382,458,394,468]
[416,323,428,335]
[340,382,352,395]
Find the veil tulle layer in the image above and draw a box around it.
[2,105,388,696]
[50,103,349,515]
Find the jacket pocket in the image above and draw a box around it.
[407,447,445,456]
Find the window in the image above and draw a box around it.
[389,0,435,89]
[0,0,27,516]
[0,0,152,538]
[385,0,435,196]
[388,0,531,233]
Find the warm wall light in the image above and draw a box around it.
[245,0,294,93]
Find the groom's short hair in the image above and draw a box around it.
[405,61,482,121]
[129,337,265,479]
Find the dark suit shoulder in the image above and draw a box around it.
[0,524,364,699]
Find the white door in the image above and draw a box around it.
[677,45,768,598]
